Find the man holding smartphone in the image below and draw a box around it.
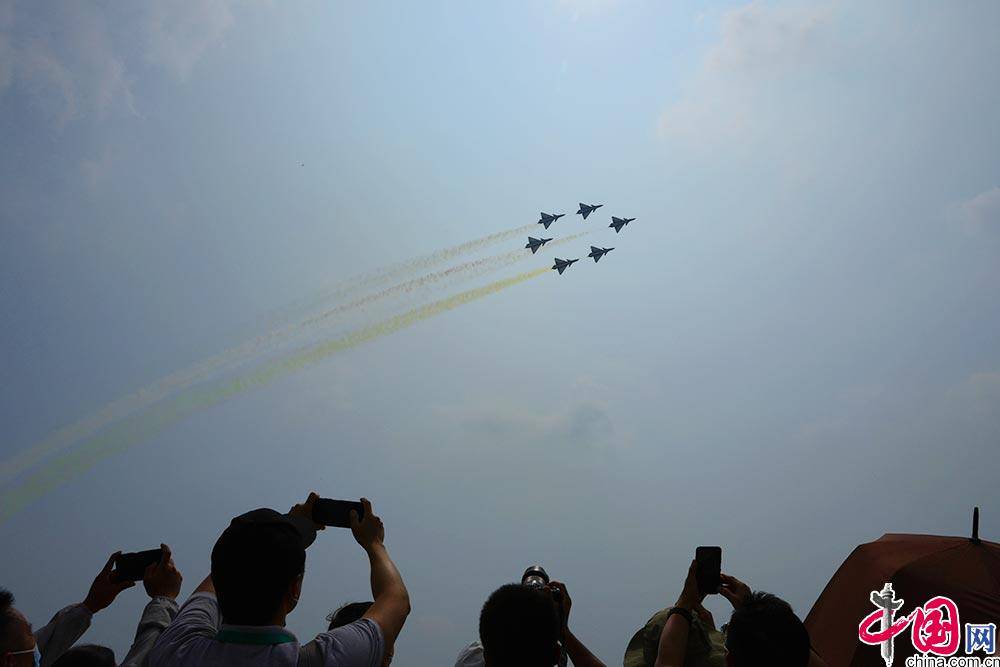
[148,493,410,667]
[1,546,182,667]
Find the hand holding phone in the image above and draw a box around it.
[83,551,137,613]
[695,546,722,595]
[312,498,365,528]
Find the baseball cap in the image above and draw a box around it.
[210,508,319,624]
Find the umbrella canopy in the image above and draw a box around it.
[805,510,1000,666]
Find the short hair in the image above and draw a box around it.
[211,520,306,625]
[725,591,811,667]
[50,645,116,667]
[327,601,374,630]
[479,584,559,667]
[0,588,20,652]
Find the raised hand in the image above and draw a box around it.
[83,552,135,613]
[289,491,326,532]
[143,544,183,600]
[719,573,752,609]
[548,580,572,629]
[350,498,384,551]
[675,559,704,609]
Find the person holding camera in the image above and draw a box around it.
[2,545,181,667]
[649,560,824,667]
[455,567,605,667]
[148,493,409,666]
[119,544,183,667]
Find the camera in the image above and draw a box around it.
[522,565,561,602]
[522,565,550,589]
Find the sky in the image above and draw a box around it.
[1,1,999,665]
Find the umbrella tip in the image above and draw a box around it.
[971,506,981,544]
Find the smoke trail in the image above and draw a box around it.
[274,223,537,321]
[298,232,587,330]
[0,226,556,488]
[0,267,549,523]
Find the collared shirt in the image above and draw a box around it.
[148,593,384,667]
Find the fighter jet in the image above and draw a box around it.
[609,216,635,233]
[577,203,603,220]
[537,212,565,229]
[525,237,553,254]
[588,246,614,262]
[551,258,579,275]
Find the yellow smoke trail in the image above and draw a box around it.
[299,232,587,330]
[273,223,537,321]
[0,267,549,523]
[0,228,567,488]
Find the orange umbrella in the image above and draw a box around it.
[805,509,1000,666]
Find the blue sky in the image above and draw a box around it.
[2,1,999,665]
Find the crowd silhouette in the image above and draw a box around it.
[1,493,824,667]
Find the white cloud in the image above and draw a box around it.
[142,0,235,81]
[705,1,833,74]
[951,186,1000,235]
[15,38,78,127]
[0,2,134,127]
[0,0,242,128]
[658,1,836,145]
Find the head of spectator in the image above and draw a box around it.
[327,602,394,665]
[210,499,322,627]
[724,591,810,667]
[49,645,115,667]
[327,601,374,630]
[0,589,38,667]
[479,584,560,667]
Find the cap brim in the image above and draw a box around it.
[231,508,317,549]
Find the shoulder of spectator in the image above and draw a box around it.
[454,641,484,667]
[139,596,180,624]
[162,591,219,633]
[146,591,220,666]
[306,618,385,667]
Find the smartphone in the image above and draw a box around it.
[312,498,364,528]
[113,548,163,582]
[695,546,722,595]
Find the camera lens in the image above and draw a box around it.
[522,565,549,588]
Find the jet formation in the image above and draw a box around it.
[588,246,613,262]
[521,201,636,275]
[610,216,634,233]
[552,258,579,274]
[577,202,603,220]
[537,212,565,229]
[525,237,553,254]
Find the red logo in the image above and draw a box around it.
[859,584,962,665]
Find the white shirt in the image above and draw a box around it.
[148,592,384,667]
